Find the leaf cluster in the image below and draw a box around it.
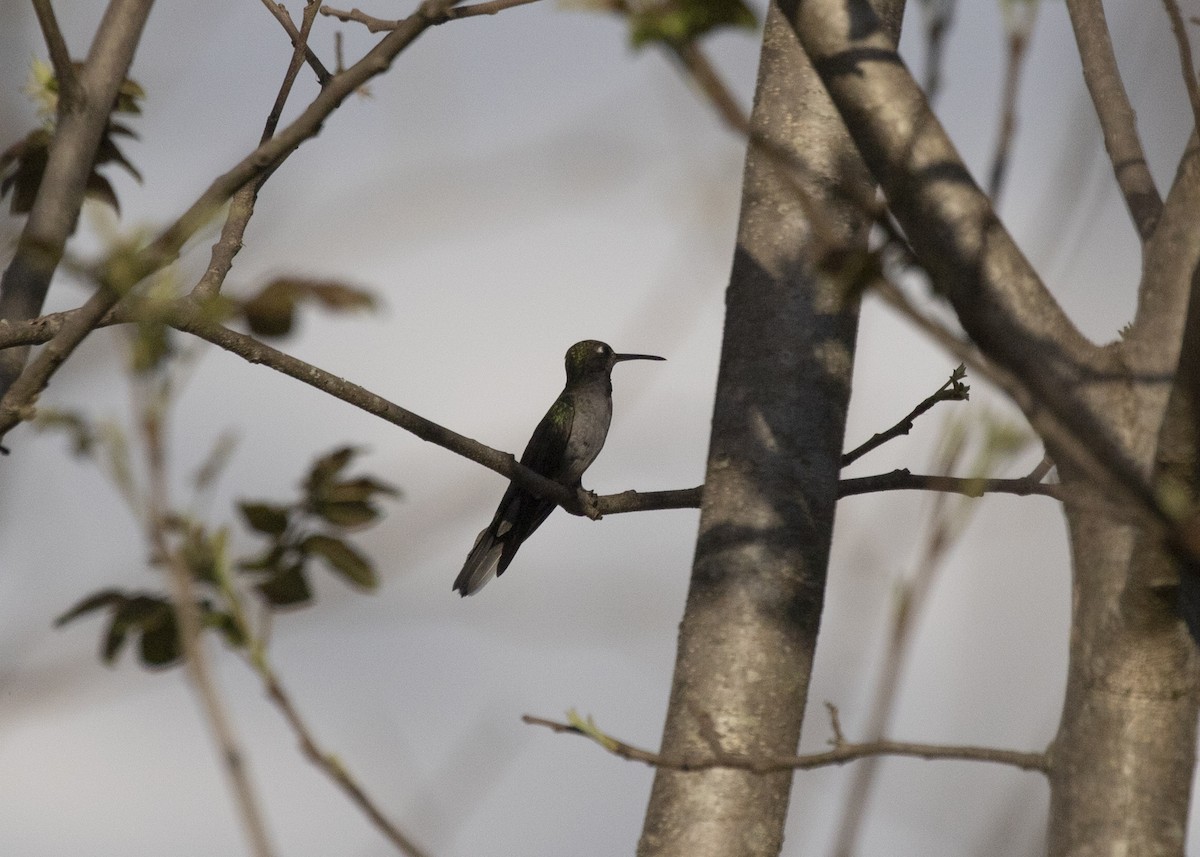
[55,447,398,668]
[1,59,144,219]
[626,0,756,48]
[238,446,398,607]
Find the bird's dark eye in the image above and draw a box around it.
[597,344,609,356]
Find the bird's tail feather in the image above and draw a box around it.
[454,527,504,596]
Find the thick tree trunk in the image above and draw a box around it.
[637,2,902,854]
[1048,479,1200,856]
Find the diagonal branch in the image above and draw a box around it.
[1161,0,1200,136]
[257,0,333,85]
[842,365,968,466]
[1064,0,1163,241]
[31,0,79,108]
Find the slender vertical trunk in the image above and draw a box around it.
[637,2,902,853]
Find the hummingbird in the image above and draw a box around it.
[454,340,664,596]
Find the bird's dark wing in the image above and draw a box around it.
[453,396,574,595]
[518,395,573,477]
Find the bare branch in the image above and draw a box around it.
[322,0,543,30]
[987,4,1037,203]
[838,468,1061,499]
[265,1,327,143]
[321,5,401,31]
[254,660,432,857]
[1163,0,1200,135]
[31,0,79,107]
[842,365,969,466]
[257,0,334,85]
[521,713,1050,774]
[918,0,955,103]
[1064,0,1162,240]
[672,41,750,135]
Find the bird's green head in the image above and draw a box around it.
[564,340,665,382]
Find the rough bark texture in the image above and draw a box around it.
[637,2,902,854]
[1049,481,1200,857]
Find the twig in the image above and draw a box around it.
[257,0,333,85]
[838,468,1060,499]
[196,2,323,301]
[918,0,955,103]
[987,3,1037,203]
[1162,0,1200,136]
[321,5,401,31]
[263,1,327,140]
[672,41,750,135]
[1063,0,1162,240]
[322,0,543,30]
[254,660,432,857]
[842,365,969,466]
[521,712,1049,773]
[139,381,276,857]
[31,0,78,108]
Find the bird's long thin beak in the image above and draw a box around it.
[613,352,666,363]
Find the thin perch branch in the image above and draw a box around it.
[521,711,1050,774]
[254,659,432,857]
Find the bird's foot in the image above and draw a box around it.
[576,487,603,520]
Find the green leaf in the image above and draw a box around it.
[0,128,51,215]
[240,278,376,338]
[325,476,400,504]
[629,0,756,47]
[137,608,181,668]
[310,500,379,528]
[239,502,291,536]
[238,543,287,574]
[256,564,313,607]
[300,534,377,590]
[200,605,246,649]
[55,588,127,627]
[180,524,221,584]
[304,447,359,499]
